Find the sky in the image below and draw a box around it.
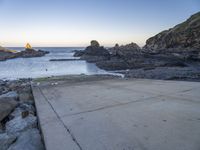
[0,0,199,47]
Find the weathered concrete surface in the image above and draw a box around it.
[32,76,200,150]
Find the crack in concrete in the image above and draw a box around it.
[60,94,164,118]
[38,87,83,150]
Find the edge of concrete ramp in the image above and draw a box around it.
[31,84,81,150]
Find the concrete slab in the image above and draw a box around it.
[32,77,200,150]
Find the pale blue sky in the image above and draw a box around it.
[0,0,199,47]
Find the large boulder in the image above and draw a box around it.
[0,133,16,150]
[0,92,19,121]
[6,115,37,135]
[8,129,45,150]
[144,12,200,51]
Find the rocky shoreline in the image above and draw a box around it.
[0,79,45,150]
[74,12,200,81]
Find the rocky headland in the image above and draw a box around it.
[0,46,49,61]
[0,79,45,150]
[74,11,200,81]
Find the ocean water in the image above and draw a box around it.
[0,47,113,80]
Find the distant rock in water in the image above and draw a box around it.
[144,11,200,51]
[74,40,110,62]
[20,48,49,58]
[0,44,49,61]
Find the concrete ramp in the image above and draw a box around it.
[32,76,200,150]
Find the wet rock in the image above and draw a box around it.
[8,129,44,150]
[6,115,37,135]
[0,133,16,150]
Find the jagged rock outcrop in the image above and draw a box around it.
[109,42,141,58]
[144,11,200,51]
[74,40,110,62]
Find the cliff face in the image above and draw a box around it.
[144,12,200,51]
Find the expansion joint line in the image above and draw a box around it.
[38,87,83,150]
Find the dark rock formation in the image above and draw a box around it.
[144,11,200,51]
[95,43,142,70]
[0,46,49,61]
[20,48,49,58]
[74,40,110,62]
[109,42,141,57]
[73,12,200,80]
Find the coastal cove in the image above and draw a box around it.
[0,47,114,80]
[1,1,200,150]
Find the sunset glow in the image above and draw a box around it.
[0,0,199,47]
